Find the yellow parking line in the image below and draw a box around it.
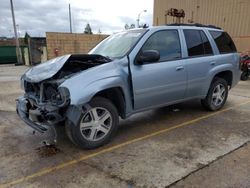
[1,100,250,188]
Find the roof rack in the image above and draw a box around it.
[167,23,222,30]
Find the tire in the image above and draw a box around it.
[65,97,119,149]
[201,77,228,111]
[240,71,249,81]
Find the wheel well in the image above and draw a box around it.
[93,87,126,119]
[214,71,233,87]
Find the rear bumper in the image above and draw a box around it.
[16,96,49,133]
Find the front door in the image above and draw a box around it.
[130,30,187,110]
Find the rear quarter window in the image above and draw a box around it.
[209,31,237,53]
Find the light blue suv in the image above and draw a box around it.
[17,24,241,149]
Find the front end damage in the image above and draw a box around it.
[16,54,111,144]
[16,85,70,143]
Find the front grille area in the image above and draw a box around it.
[24,81,40,93]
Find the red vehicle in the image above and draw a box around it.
[240,54,250,81]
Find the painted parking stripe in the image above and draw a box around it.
[1,100,250,188]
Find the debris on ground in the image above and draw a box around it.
[35,144,61,158]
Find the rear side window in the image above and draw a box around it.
[209,31,237,53]
[200,31,213,55]
[184,30,213,57]
[141,30,181,61]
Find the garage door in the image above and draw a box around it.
[0,46,17,64]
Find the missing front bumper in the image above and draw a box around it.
[16,96,59,144]
[16,96,49,133]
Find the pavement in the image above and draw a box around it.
[0,64,250,188]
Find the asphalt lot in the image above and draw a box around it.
[0,64,250,188]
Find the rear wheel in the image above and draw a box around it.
[201,77,228,111]
[65,97,119,149]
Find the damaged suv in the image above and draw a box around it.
[17,24,240,149]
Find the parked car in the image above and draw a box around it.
[17,24,241,149]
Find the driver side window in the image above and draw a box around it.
[141,30,181,62]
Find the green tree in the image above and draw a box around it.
[84,23,93,34]
[124,24,136,30]
[124,24,129,30]
[130,24,135,29]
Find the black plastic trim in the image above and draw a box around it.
[167,23,222,30]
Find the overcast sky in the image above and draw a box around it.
[0,0,153,37]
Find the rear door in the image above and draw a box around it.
[130,29,187,110]
[182,29,216,97]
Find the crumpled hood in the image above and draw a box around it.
[24,55,71,82]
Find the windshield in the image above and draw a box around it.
[89,29,147,59]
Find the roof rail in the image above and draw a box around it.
[167,23,222,30]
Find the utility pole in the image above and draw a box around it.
[10,0,23,65]
[69,4,72,33]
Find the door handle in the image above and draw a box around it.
[210,61,216,66]
[176,66,184,71]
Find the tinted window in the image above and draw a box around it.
[184,30,213,57]
[200,31,213,55]
[184,30,204,56]
[209,31,237,53]
[141,30,181,61]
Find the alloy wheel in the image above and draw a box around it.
[80,107,112,141]
[212,84,226,106]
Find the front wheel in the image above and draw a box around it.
[201,78,228,111]
[65,97,119,149]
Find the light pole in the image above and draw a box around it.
[10,0,23,65]
[137,10,147,28]
[16,24,20,37]
[69,3,72,33]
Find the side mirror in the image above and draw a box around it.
[136,50,160,64]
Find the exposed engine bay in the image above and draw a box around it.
[54,54,111,79]
[17,54,111,137]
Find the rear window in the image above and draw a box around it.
[184,30,213,57]
[209,31,237,53]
